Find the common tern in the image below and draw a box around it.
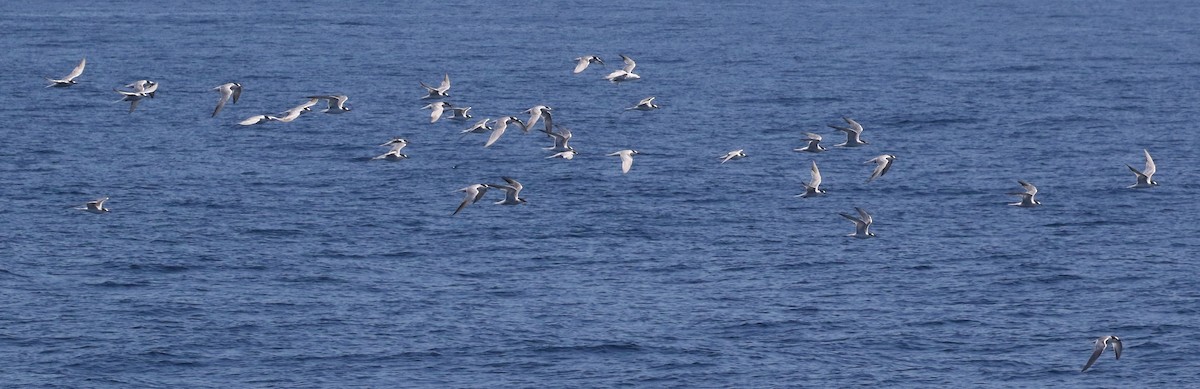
[829,117,868,147]
[453,184,490,215]
[211,82,243,117]
[76,197,110,214]
[865,154,897,182]
[797,161,826,198]
[573,55,604,74]
[626,96,659,111]
[46,58,86,87]
[1008,180,1041,207]
[372,138,409,160]
[605,54,641,83]
[489,177,527,205]
[307,95,351,114]
[1081,335,1122,372]
[1126,149,1157,188]
[839,207,876,238]
[720,149,747,164]
[424,101,451,123]
[794,132,826,153]
[484,116,524,148]
[420,74,451,99]
[608,149,639,174]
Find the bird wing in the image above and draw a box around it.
[1018,180,1037,195]
[621,54,636,72]
[485,123,506,147]
[804,132,822,141]
[231,84,242,104]
[1112,337,1122,360]
[212,88,231,117]
[573,58,590,74]
[620,153,633,173]
[844,117,864,133]
[1143,149,1155,176]
[856,207,873,225]
[65,58,86,81]
[502,177,522,192]
[810,161,822,188]
[438,74,451,92]
[1081,337,1107,372]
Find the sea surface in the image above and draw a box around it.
[2,1,1199,387]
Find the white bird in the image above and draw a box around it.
[490,177,527,205]
[1008,180,1041,207]
[424,101,451,123]
[523,105,552,133]
[453,184,490,215]
[573,55,604,74]
[307,95,351,114]
[626,96,659,111]
[46,58,86,87]
[484,116,524,148]
[1126,149,1157,188]
[794,132,826,153]
[1081,335,1123,372]
[113,89,149,113]
[273,98,319,123]
[420,74,451,99]
[76,197,110,214]
[449,106,473,121]
[797,161,826,198]
[720,149,747,164]
[543,126,573,152]
[459,118,493,138]
[839,207,876,238]
[829,117,868,147]
[605,54,641,83]
[608,149,639,174]
[211,82,243,117]
[372,138,409,160]
[866,154,897,182]
[547,149,578,160]
[238,114,276,126]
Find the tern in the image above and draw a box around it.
[449,106,473,121]
[307,95,351,114]
[542,125,573,152]
[453,184,490,215]
[523,105,552,133]
[113,89,149,113]
[573,55,604,74]
[273,98,319,123]
[1008,180,1041,207]
[797,161,826,198]
[420,74,451,99]
[720,149,747,164]
[608,149,639,174]
[424,101,451,123]
[829,117,868,147]
[484,116,524,147]
[839,207,876,238]
[626,96,659,111]
[46,58,86,87]
[1081,335,1122,372]
[1126,149,1157,188]
[76,197,110,214]
[489,177,527,205]
[238,114,276,126]
[372,138,409,160]
[865,154,897,182]
[211,82,243,117]
[547,150,577,160]
[605,54,641,83]
[794,132,826,153]
[459,118,493,138]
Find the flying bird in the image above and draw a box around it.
[839,207,876,238]
[449,106,473,121]
[794,132,826,153]
[490,177,527,205]
[547,149,577,160]
[75,197,110,214]
[459,118,493,138]
[307,95,351,114]
[797,161,826,198]
[1081,335,1122,372]
[829,117,868,147]
[273,98,319,123]
[720,149,747,164]
[484,116,524,147]
[865,154,897,182]
[1126,149,1158,188]
[1008,180,1041,207]
[211,82,243,117]
[238,114,276,126]
[420,74,451,99]
[608,149,639,174]
[542,126,573,152]
[453,184,490,215]
[573,55,604,74]
[626,96,659,111]
[523,105,552,133]
[605,54,641,83]
[372,138,409,160]
[423,101,452,123]
[46,58,86,87]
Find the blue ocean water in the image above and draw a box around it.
[2,0,1199,387]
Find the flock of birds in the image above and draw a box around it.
[47,52,1154,372]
